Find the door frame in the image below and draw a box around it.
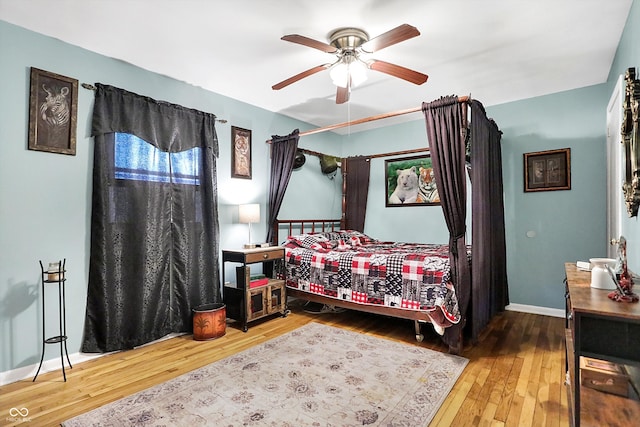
[606,74,624,258]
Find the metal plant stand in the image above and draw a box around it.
[33,259,72,381]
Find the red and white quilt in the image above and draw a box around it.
[281,230,464,330]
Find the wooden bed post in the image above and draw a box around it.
[341,158,347,230]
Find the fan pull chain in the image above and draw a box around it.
[347,97,352,136]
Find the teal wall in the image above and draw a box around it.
[2,0,639,378]
[342,84,610,311]
[487,85,610,309]
[337,120,455,244]
[0,20,341,376]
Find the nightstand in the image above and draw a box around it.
[222,247,288,332]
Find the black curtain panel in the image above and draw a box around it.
[82,84,220,353]
[343,156,371,232]
[422,96,471,351]
[266,129,299,244]
[470,100,509,340]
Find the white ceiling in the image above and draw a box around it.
[0,0,633,133]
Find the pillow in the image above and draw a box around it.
[285,233,334,251]
[284,230,377,251]
[335,230,376,246]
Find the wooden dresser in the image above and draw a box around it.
[564,262,640,426]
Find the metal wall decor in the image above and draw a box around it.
[622,67,640,217]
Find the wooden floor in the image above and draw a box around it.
[1,304,568,427]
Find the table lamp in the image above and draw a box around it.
[239,203,260,249]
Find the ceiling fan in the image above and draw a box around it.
[272,24,429,104]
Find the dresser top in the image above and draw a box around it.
[565,262,640,320]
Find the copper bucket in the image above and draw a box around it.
[192,303,226,340]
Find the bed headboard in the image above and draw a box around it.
[272,219,342,246]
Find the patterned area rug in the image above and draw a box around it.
[63,323,467,426]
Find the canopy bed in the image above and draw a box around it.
[267,95,508,354]
[273,220,465,346]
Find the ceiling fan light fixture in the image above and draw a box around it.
[329,57,368,88]
[273,24,426,103]
[330,62,348,88]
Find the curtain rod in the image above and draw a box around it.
[81,83,228,123]
[266,95,469,143]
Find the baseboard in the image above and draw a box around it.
[0,332,185,386]
[0,351,106,386]
[505,303,564,318]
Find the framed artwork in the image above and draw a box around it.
[524,148,571,192]
[231,126,252,179]
[385,154,440,207]
[28,67,78,155]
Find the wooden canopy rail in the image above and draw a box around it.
[300,146,429,161]
[266,95,469,144]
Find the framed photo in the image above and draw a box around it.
[28,67,78,155]
[524,148,571,192]
[385,155,440,207]
[231,126,252,179]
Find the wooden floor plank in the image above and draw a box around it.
[1,307,567,427]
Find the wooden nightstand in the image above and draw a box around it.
[222,247,288,332]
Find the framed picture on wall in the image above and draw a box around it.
[28,67,78,155]
[231,126,252,179]
[523,148,571,192]
[385,154,440,207]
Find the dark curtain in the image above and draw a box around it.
[470,100,509,340]
[343,156,371,231]
[266,129,299,244]
[82,84,220,353]
[422,96,470,350]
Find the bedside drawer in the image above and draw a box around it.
[245,249,284,263]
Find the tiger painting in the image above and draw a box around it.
[416,166,440,203]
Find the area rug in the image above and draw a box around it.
[63,322,468,426]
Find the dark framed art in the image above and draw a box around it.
[524,148,571,192]
[231,126,252,179]
[385,154,440,207]
[28,67,78,155]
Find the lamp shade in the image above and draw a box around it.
[239,203,260,224]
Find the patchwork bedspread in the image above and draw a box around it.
[281,230,463,328]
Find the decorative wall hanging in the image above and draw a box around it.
[231,126,252,179]
[622,67,640,217]
[385,155,440,207]
[523,148,571,192]
[28,67,78,155]
[293,150,306,170]
[319,154,341,179]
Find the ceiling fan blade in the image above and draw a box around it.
[336,85,350,104]
[360,24,420,53]
[272,64,331,90]
[369,60,428,85]
[281,34,338,53]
